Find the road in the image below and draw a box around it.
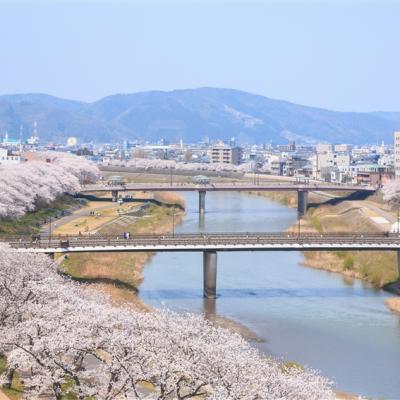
[5,232,400,253]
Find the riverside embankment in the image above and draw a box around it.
[57,192,185,310]
[251,189,400,313]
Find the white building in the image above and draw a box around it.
[311,152,351,181]
[0,148,21,165]
[315,143,333,153]
[394,131,400,179]
[334,144,353,153]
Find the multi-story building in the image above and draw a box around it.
[311,152,351,181]
[277,141,296,153]
[394,131,400,179]
[334,144,353,153]
[209,145,242,165]
[315,143,333,153]
[356,163,394,187]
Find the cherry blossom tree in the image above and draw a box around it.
[0,243,336,399]
[0,152,100,218]
[382,179,400,205]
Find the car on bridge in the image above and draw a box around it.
[192,175,210,185]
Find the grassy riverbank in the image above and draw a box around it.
[300,202,398,289]
[60,201,184,309]
[255,190,400,312]
[0,195,79,236]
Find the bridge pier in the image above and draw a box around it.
[397,251,400,278]
[203,250,217,298]
[297,190,308,216]
[199,190,206,215]
[112,190,119,202]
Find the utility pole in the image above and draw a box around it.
[297,212,301,238]
[170,167,173,186]
[172,206,175,237]
[48,216,52,243]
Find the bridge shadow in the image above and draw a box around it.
[58,271,139,293]
[139,286,382,300]
[308,190,373,209]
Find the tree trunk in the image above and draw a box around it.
[2,367,15,389]
[53,382,63,400]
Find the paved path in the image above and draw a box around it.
[40,203,128,235]
[0,390,11,400]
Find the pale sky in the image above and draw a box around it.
[0,1,399,112]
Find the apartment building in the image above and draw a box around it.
[209,145,242,165]
[311,152,351,181]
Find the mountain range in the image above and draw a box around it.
[0,87,399,145]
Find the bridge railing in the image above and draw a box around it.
[3,231,400,250]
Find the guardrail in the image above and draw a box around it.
[3,232,400,251]
[79,183,376,192]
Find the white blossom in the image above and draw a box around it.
[0,152,100,218]
[0,243,335,399]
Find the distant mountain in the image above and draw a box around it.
[0,88,399,144]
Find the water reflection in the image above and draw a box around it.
[141,287,388,300]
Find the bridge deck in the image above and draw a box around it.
[80,183,375,193]
[4,232,400,253]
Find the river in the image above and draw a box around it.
[139,192,400,399]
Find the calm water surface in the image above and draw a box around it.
[139,192,400,399]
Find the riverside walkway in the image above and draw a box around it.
[79,183,376,216]
[4,232,399,298]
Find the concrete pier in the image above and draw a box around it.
[112,190,119,202]
[397,250,400,278]
[203,250,217,298]
[199,190,206,215]
[297,190,308,216]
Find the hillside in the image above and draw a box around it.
[0,88,399,144]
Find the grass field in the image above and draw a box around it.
[53,201,140,235]
[60,202,184,308]
[0,195,78,236]
[302,202,399,288]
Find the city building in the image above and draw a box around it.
[0,148,21,165]
[209,145,242,165]
[311,152,351,181]
[277,141,296,153]
[316,143,333,153]
[356,164,394,187]
[334,144,353,153]
[394,131,400,179]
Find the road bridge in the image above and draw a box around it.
[80,183,375,216]
[82,183,375,216]
[4,231,398,298]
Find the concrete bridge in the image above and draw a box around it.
[5,231,398,298]
[79,183,376,216]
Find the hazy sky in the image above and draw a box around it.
[0,1,399,112]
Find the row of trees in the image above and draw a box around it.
[0,152,99,218]
[0,243,336,399]
[107,158,257,174]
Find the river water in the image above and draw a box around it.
[139,192,400,399]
